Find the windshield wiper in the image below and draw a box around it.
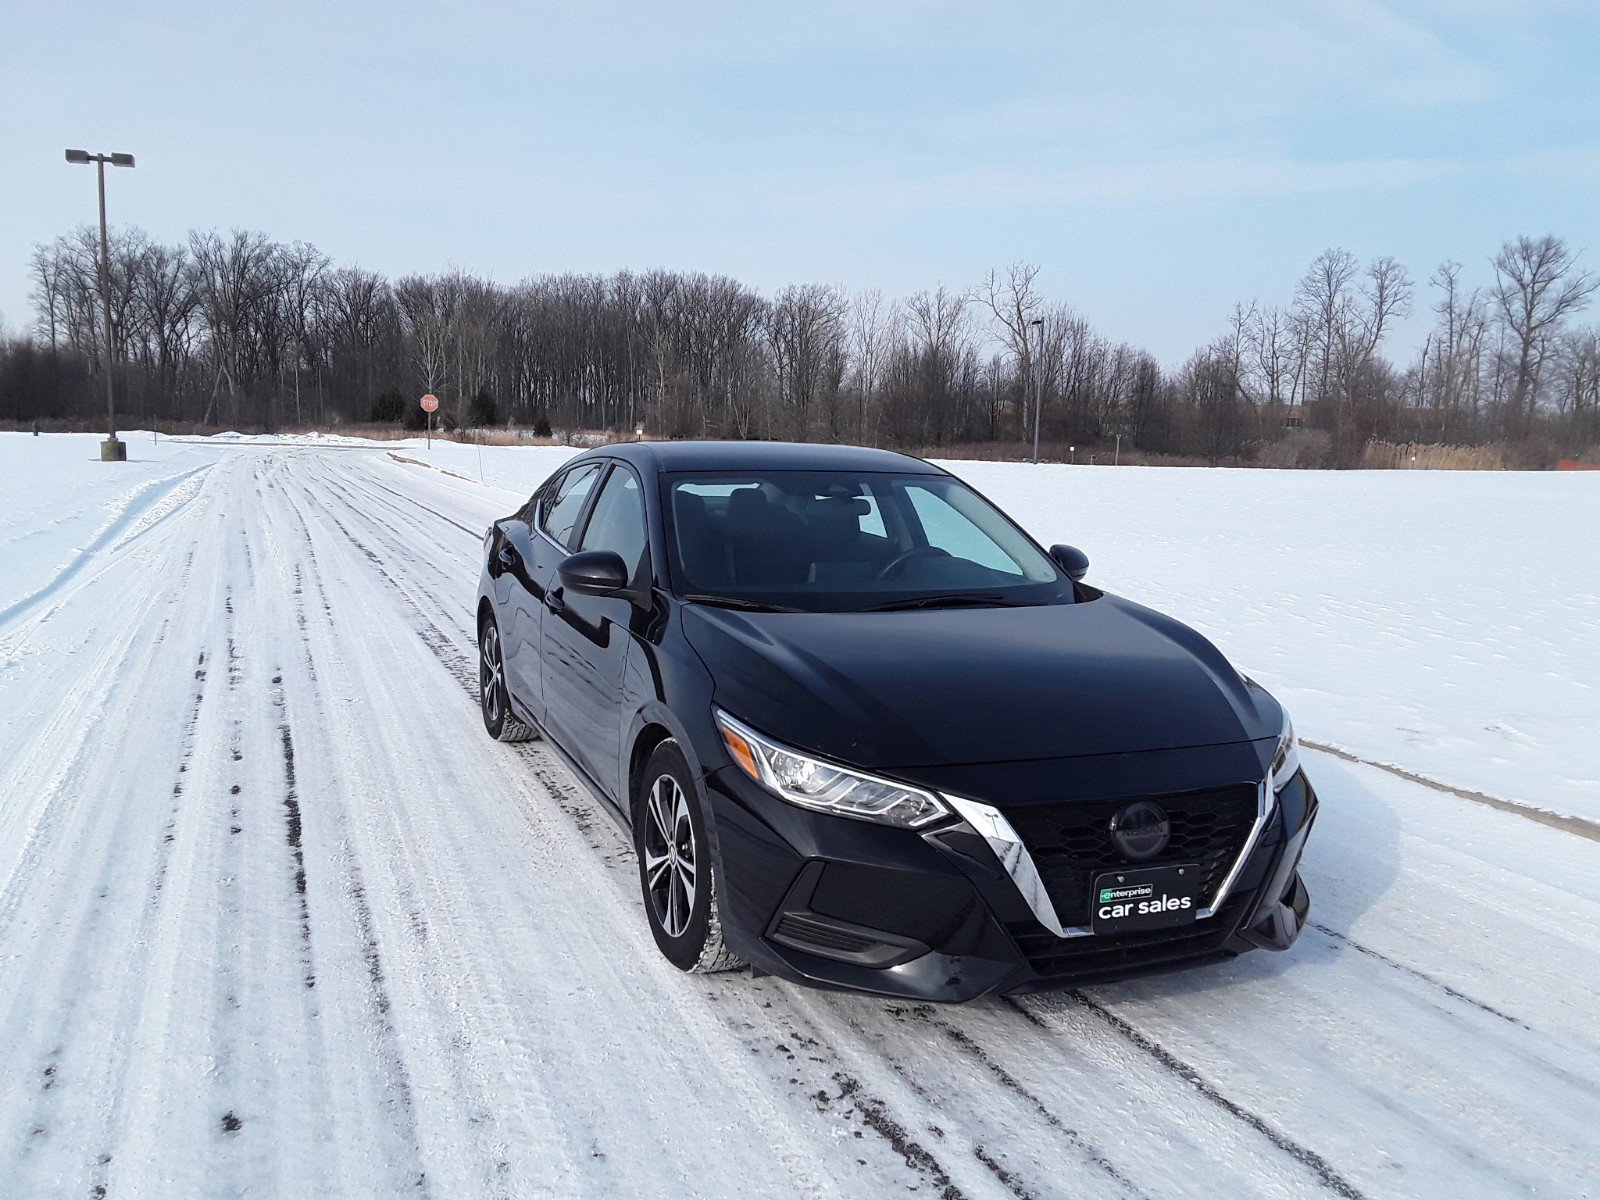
[866,593,1021,612]
[680,594,807,614]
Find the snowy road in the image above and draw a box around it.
[2,444,1598,1199]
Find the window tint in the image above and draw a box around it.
[540,463,603,547]
[578,468,649,579]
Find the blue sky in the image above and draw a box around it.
[5,0,1598,364]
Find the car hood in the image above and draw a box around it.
[683,594,1278,770]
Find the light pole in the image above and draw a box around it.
[65,149,135,461]
[1114,432,1123,465]
[1028,318,1044,465]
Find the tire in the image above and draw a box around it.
[635,740,743,973]
[478,613,536,743]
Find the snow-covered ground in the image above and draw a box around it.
[1,432,1597,1199]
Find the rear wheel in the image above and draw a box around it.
[479,614,535,743]
[636,740,742,973]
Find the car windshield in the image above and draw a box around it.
[662,469,1071,612]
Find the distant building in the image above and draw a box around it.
[1282,404,1305,429]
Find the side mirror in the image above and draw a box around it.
[1049,544,1089,582]
[558,550,630,595]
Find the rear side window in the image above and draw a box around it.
[578,468,649,580]
[540,463,603,547]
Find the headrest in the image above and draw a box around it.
[729,488,769,515]
[675,491,709,521]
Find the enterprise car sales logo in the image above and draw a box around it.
[1100,883,1152,904]
[1108,800,1170,861]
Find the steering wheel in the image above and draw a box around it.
[876,545,951,581]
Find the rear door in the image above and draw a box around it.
[539,463,650,798]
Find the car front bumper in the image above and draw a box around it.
[702,759,1318,1003]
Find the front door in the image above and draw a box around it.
[506,461,604,718]
[540,464,650,799]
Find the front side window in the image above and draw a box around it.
[540,463,603,547]
[577,468,649,580]
[662,470,1068,612]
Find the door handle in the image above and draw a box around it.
[543,586,566,614]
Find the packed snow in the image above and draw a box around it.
[1,431,1597,1199]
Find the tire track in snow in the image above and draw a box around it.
[289,466,646,1196]
[0,516,200,1192]
[1309,922,1526,1028]
[934,1021,1142,1197]
[829,1071,967,1200]
[757,993,1149,1200]
[1009,994,1369,1200]
[229,455,364,1192]
[66,497,228,1198]
[0,461,213,636]
[267,459,501,1196]
[271,674,316,990]
[0,604,190,1180]
[359,464,486,538]
[302,464,631,857]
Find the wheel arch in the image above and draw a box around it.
[627,721,678,816]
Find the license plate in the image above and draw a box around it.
[1090,863,1202,935]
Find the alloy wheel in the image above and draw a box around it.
[480,624,504,723]
[643,774,696,938]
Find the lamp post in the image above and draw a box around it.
[65,149,135,462]
[1114,432,1123,466]
[1028,318,1044,465]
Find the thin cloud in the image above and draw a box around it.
[793,154,1462,216]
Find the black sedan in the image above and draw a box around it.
[475,441,1316,1001]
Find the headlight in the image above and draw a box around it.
[713,710,950,829]
[1269,711,1301,792]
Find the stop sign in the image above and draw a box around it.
[420,393,439,413]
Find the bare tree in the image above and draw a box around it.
[189,230,285,425]
[848,288,894,444]
[393,272,461,404]
[1293,249,1412,461]
[973,263,1043,440]
[769,283,847,439]
[1490,235,1598,438]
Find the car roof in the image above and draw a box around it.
[592,440,944,475]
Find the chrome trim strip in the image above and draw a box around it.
[946,781,1278,940]
[1195,781,1272,919]
[943,795,1090,939]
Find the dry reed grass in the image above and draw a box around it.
[1361,441,1506,470]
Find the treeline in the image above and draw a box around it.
[4,227,1598,466]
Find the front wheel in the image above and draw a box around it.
[479,614,535,743]
[635,740,742,973]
